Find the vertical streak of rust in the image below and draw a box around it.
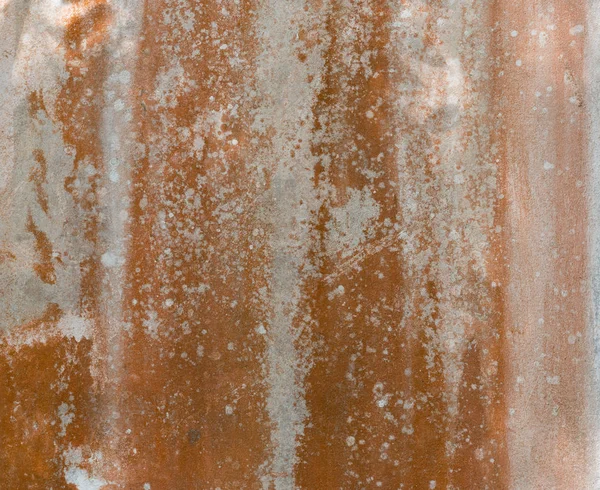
[121,0,270,487]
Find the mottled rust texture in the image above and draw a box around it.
[0,0,596,489]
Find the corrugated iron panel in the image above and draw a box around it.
[0,0,595,488]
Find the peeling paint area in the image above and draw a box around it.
[0,0,597,488]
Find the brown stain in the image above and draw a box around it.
[27,93,51,215]
[30,150,49,215]
[0,250,17,264]
[26,211,56,284]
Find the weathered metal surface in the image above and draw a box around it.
[0,0,596,488]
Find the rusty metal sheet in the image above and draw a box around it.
[0,0,597,488]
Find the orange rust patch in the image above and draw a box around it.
[26,212,56,285]
[30,150,49,214]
